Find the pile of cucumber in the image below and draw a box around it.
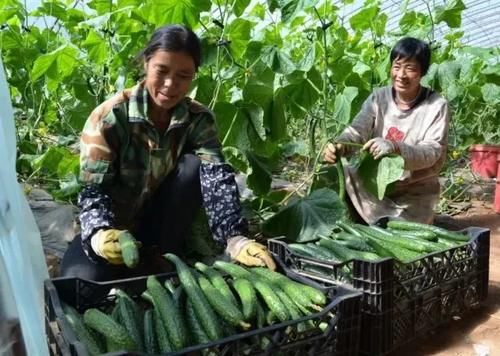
[288,219,470,268]
[62,254,328,355]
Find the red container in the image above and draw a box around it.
[495,154,500,214]
[469,144,500,178]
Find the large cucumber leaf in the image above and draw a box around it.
[262,188,347,242]
[357,152,405,200]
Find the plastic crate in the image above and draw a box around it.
[268,225,490,355]
[45,269,362,356]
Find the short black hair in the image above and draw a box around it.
[390,37,431,75]
[139,24,202,70]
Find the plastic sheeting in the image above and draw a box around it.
[0,58,49,354]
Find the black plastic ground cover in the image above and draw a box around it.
[268,225,490,355]
[45,267,362,356]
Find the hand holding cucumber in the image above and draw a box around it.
[91,229,141,267]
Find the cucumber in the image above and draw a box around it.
[388,228,437,241]
[119,232,140,268]
[164,254,223,341]
[365,237,422,262]
[143,309,158,354]
[186,300,211,345]
[83,308,136,351]
[387,220,470,241]
[336,221,364,237]
[198,275,250,329]
[255,299,266,329]
[252,279,289,322]
[251,267,326,306]
[154,309,172,353]
[62,304,104,356]
[233,278,257,321]
[357,225,439,253]
[275,290,305,330]
[332,232,375,252]
[195,262,239,307]
[213,260,253,279]
[117,295,144,352]
[147,275,188,350]
[304,243,341,261]
[318,237,380,261]
[438,237,463,248]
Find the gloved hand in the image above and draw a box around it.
[363,138,396,160]
[226,236,276,271]
[91,229,133,265]
[323,142,344,164]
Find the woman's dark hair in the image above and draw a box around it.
[390,37,431,75]
[139,24,202,70]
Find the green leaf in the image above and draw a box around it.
[481,83,500,105]
[332,86,359,125]
[246,151,272,195]
[357,153,405,200]
[192,75,216,105]
[270,88,287,141]
[297,44,316,72]
[283,77,320,119]
[373,12,387,37]
[234,0,251,17]
[82,29,108,63]
[434,0,466,28]
[32,1,68,21]
[226,19,254,59]
[349,6,378,31]
[31,51,58,82]
[280,0,319,23]
[261,46,296,75]
[214,101,266,151]
[262,188,347,242]
[139,0,210,28]
[31,44,78,81]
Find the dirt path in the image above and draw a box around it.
[394,199,500,355]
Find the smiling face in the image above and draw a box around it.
[144,50,196,112]
[390,56,423,99]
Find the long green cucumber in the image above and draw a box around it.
[143,309,158,354]
[154,309,172,353]
[387,220,470,241]
[186,301,211,345]
[388,228,437,241]
[117,296,144,352]
[164,254,223,341]
[332,232,375,252]
[83,308,136,352]
[356,225,439,253]
[232,278,257,321]
[195,262,239,307]
[119,232,140,268]
[252,279,289,322]
[336,221,364,237]
[213,260,253,279]
[147,276,188,350]
[251,267,326,306]
[365,237,422,262]
[62,304,104,355]
[198,275,250,329]
[318,237,380,261]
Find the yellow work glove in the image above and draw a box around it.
[91,229,132,265]
[226,236,276,271]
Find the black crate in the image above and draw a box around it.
[45,269,362,356]
[268,226,490,355]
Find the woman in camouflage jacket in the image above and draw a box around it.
[60,25,275,281]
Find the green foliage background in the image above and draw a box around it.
[1,0,499,204]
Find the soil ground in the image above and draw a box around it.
[393,199,500,356]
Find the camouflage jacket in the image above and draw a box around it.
[78,82,246,260]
